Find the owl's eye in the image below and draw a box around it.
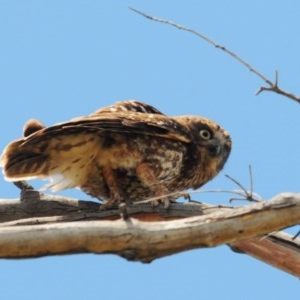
[199,129,211,140]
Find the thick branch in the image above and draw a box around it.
[0,190,205,223]
[231,232,300,277]
[130,8,300,104]
[0,192,300,276]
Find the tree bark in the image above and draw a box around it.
[0,190,299,276]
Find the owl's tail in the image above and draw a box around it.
[0,139,50,181]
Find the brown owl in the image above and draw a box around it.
[0,100,231,209]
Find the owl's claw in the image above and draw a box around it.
[150,197,170,209]
[163,198,170,209]
[99,194,121,211]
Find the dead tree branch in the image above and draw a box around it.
[0,191,300,276]
[130,7,300,104]
[231,232,300,277]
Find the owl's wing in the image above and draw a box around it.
[20,100,190,145]
[1,103,191,181]
[23,112,191,146]
[90,100,166,115]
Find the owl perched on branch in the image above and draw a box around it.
[0,100,231,209]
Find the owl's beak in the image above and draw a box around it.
[206,137,231,164]
[206,139,221,157]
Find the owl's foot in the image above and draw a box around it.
[151,197,170,209]
[136,163,172,209]
[182,193,191,201]
[152,192,189,208]
[99,199,119,210]
[99,193,122,210]
[100,166,124,210]
[99,189,123,210]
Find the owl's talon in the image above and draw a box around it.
[99,198,120,211]
[119,202,130,220]
[151,199,159,207]
[150,198,170,209]
[182,193,191,202]
[163,198,170,209]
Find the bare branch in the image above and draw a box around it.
[0,192,300,276]
[225,165,262,203]
[231,232,300,277]
[13,180,34,192]
[130,7,300,104]
[0,191,205,223]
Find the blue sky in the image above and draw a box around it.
[0,1,300,299]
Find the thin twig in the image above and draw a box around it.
[130,7,300,104]
[225,165,262,203]
[134,187,262,206]
[249,165,254,197]
[13,181,34,191]
[293,230,300,240]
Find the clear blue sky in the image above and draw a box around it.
[0,1,300,299]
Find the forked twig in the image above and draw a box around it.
[130,7,300,104]
[225,165,262,203]
[135,166,262,206]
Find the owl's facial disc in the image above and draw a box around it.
[203,131,231,172]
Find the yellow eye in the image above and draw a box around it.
[199,129,211,140]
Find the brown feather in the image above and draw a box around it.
[0,100,231,208]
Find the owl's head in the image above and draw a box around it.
[174,115,231,181]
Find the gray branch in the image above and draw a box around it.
[0,190,299,277]
[130,7,300,104]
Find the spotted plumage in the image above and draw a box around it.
[0,100,232,208]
